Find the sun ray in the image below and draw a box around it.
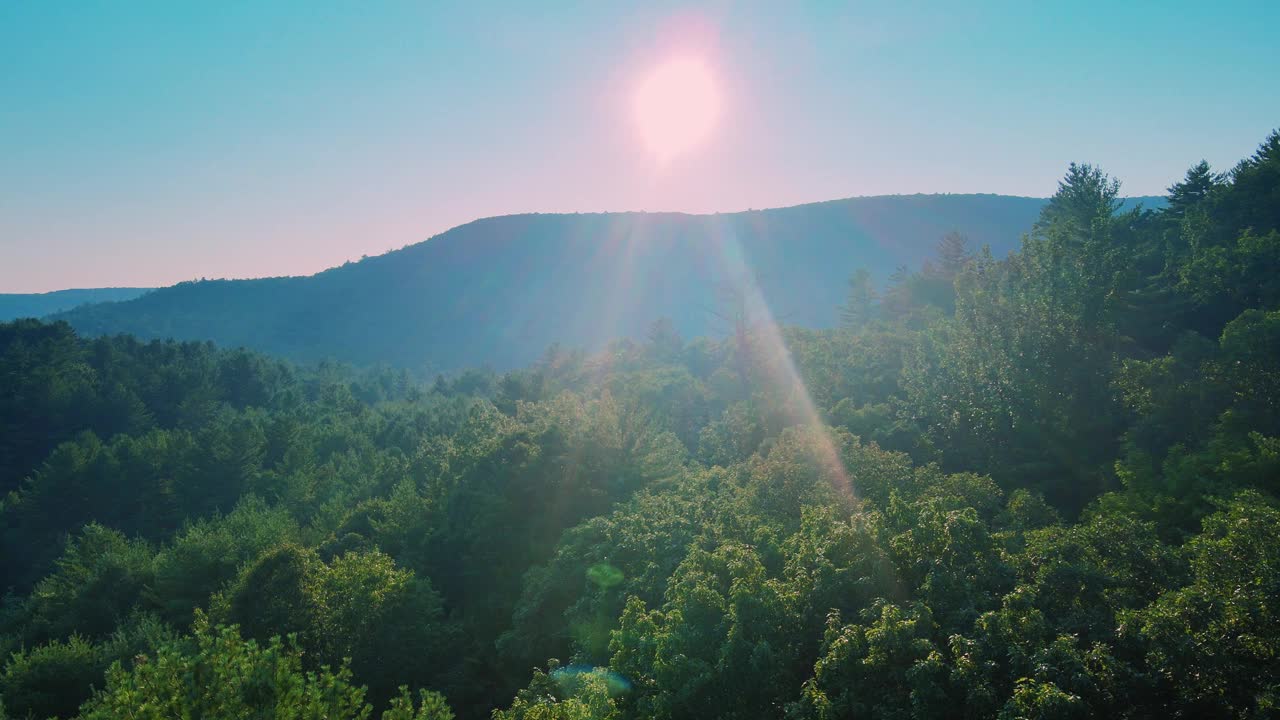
[706,217,857,502]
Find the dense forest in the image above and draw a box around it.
[1,131,1278,719]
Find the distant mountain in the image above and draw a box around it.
[52,194,1164,371]
[0,287,152,322]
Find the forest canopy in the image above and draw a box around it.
[2,130,1279,719]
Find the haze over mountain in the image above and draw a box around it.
[0,288,152,323]
[49,193,1162,371]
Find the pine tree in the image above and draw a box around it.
[1166,160,1222,217]
[840,269,879,329]
[1035,162,1121,238]
[934,231,972,280]
[881,265,915,321]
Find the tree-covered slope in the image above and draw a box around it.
[0,288,151,322]
[2,131,1274,720]
[51,195,1156,371]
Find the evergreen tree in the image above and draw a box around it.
[934,230,973,280]
[839,269,879,330]
[1166,160,1222,217]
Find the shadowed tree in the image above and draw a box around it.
[840,269,879,330]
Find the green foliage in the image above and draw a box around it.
[839,268,879,330]
[309,550,457,705]
[1011,513,1183,641]
[75,614,373,720]
[382,687,456,720]
[492,663,622,720]
[0,616,171,720]
[795,602,946,720]
[68,619,459,720]
[17,523,155,645]
[610,541,800,720]
[2,635,116,719]
[1166,160,1223,218]
[887,501,1009,632]
[2,129,1280,719]
[213,545,459,708]
[214,543,318,644]
[500,470,726,671]
[147,495,300,626]
[1125,491,1280,717]
[1036,162,1122,236]
[998,678,1086,720]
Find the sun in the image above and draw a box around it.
[633,57,721,163]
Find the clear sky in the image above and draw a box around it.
[2,1,1278,292]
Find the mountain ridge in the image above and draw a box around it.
[47,193,1165,370]
[0,288,153,323]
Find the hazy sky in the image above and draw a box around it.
[3,1,1278,292]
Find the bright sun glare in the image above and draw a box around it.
[634,57,720,163]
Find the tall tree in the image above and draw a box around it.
[934,231,973,280]
[1166,160,1222,218]
[839,269,879,330]
[1035,162,1122,238]
[881,264,915,321]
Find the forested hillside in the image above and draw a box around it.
[51,195,1154,371]
[1,132,1277,720]
[0,289,151,323]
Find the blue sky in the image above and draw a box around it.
[2,1,1277,292]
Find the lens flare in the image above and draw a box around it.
[551,664,632,697]
[586,562,624,589]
